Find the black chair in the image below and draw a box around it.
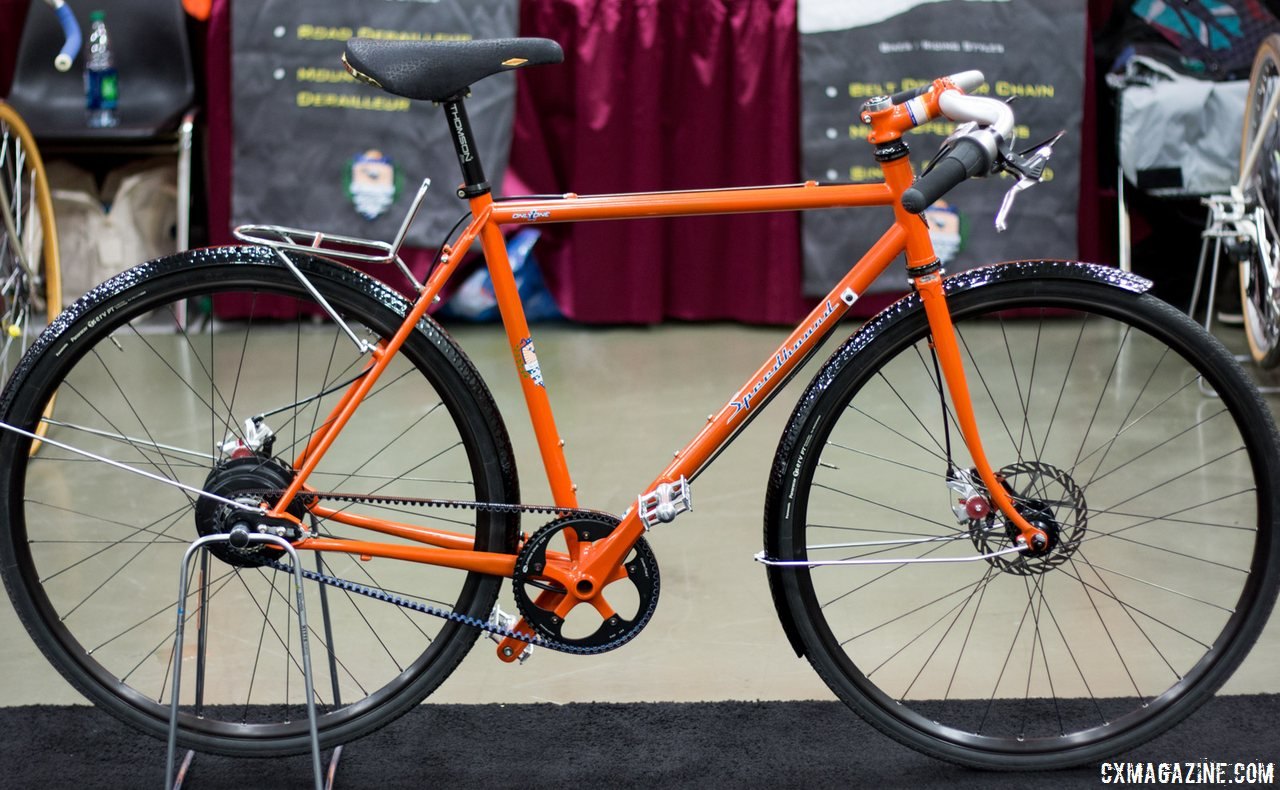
[6,0,197,250]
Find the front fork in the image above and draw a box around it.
[914,271,1050,552]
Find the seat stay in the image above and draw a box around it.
[267,204,491,518]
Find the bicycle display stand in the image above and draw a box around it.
[165,531,341,790]
[1190,193,1280,395]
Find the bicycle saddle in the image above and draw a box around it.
[343,37,563,102]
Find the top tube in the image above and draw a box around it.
[488,182,894,226]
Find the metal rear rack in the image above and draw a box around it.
[233,177,432,294]
[230,179,434,354]
[234,225,398,264]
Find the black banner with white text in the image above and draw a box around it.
[230,0,518,246]
[799,0,1086,295]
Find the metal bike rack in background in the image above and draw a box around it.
[165,532,343,790]
[1189,195,1280,396]
[1189,83,1280,396]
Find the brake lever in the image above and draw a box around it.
[993,130,1064,232]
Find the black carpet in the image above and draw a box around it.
[2,697,1277,788]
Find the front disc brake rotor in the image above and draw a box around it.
[512,513,659,652]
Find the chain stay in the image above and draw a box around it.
[296,489,614,520]
[255,488,623,655]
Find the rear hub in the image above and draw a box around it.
[193,455,306,567]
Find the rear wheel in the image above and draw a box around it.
[1239,34,1280,368]
[768,275,1280,768]
[0,247,519,756]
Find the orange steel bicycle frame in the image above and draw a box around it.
[272,77,1048,626]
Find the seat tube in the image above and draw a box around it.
[445,96,575,507]
[473,198,578,508]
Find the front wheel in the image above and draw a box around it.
[0,247,519,756]
[767,274,1280,769]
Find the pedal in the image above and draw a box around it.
[637,476,692,529]
[488,606,534,664]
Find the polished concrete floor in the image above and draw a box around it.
[1,315,1277,708]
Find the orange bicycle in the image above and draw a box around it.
[0,37,1276,770]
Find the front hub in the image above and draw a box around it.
[967,461,1087,575]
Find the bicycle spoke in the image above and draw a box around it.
[32,502,191,586]
[1070,371,1201,482]
[40,418,215,462]
[955,324,1023,461]
[977,592,1036,735]
[1070,324,1131,472]
[811,482,958,533]
[824,441,941,478]
[895,564,999,696]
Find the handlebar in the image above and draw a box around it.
[43,0,81,72]
[896,75,1017,214]
[889,71,984,106]
[938,90,1014,139]
[901,136,991,214]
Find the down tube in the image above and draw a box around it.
[662,223,908,485]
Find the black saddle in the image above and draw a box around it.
[343,37,563,102]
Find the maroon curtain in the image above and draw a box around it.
[511,0,806,324]
[0,0,30,95]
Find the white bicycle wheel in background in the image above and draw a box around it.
[1239,34,1280,369]
[0,101,62,386]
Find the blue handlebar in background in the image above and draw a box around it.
[49,0,82,72]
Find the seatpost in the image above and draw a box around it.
[440,96,490,198]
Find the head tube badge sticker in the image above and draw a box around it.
[520,338,545,387]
